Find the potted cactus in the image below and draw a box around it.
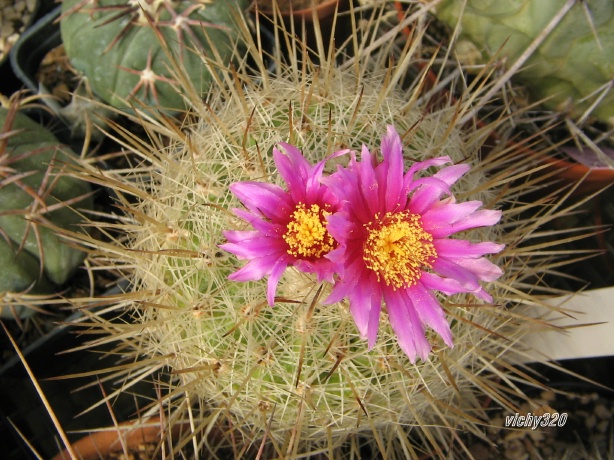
[432,0,614,125]
[428,0,614,192]
[60,0,249,113]
[55,3,604,458]
[0,95,93,319]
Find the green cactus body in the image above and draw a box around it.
[0,237,54,318]
[435,0,614,124]
[64,5,583,457]
[110,67,504,448]
[0,108,93,316]
[60,0,248,112]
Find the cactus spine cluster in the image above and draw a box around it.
[60,0,248,112]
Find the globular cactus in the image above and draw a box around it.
[434,0,614,125]
[66,3,590,458]
[0,101,93,318]
[60,0,248,112]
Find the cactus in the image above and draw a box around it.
[60,0,248,112]
[64,2,592,458]
[433,0,614,125]
[0,101,93,318]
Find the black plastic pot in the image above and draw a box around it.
[1,0,56,96]
[9,5,63,109]
[0,282,158,460]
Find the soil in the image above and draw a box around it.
[0,0,37,62]
[464,388,614,459]
[36,44,79,104]
[0,256,119,368]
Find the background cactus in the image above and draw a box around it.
[433,0,614,125]
[64,2,593,458]
[0,101,93,318]
[60,0,248,112]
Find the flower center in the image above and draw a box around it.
[363,211,437,289]
[284,203,335,259]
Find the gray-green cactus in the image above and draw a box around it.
[60,0,248,112]
[0,106,94,317]
[434,0,614,124]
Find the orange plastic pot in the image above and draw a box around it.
[51,416,178,460]
[534,152,614,196]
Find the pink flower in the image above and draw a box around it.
[323,125,504,362]
[220,143,347,306]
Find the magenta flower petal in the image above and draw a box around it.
[407,282,453,347]
[230,182,294,222]
[325,213,357,249]
[228,252,288,282]
[326,277,349,305]
[325,125,504,362]
[325,250,366,302]
[347,271,384,349]
[222,143,346,306]
[422,200,482,226]
[422,203,502,238]
[358,146,381,216]
[267,257,289,305]
[366,287,383,348]
[444,257,503,282]
[323,157,373,223]
[223,229,260,243]
[403,156,452,194]
[274,143,310,184]
[230,209,285,235]
[431,257,483,290]
[384,288,431,363]
[379,125,405,210]
[219,236,286,260]
[420,272,475,296]
[409,164,471,214]
[434,239,505,259]
[347,276,375,339]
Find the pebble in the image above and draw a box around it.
[594,404,611,420]
[0,0,35,61]
[528,429,545,442]
[585,414,597,430]
[503,439,528,460]
[542,446,554,456]
[487,415,504,439]
[540,390,556,402]
[579,394,592,405]
[596,420,609,434]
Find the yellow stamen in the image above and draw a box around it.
[363,211,436,289]
[284,203,335,259]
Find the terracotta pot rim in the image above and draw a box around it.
[254,0,345,21]
[51,416,170,460]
